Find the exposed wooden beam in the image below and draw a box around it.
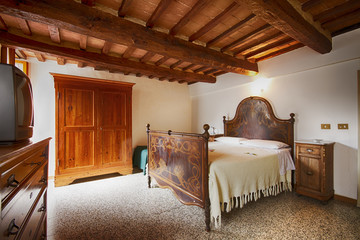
[193,66,209,73]
[79,35,87,50]
[35,52,45,62]
[182,63,196,71]
[146,0,172,28]
[170,60,183,69]
[322,9,360,32]
[155,56,170,66]
[140,51,156,63]
[101,41,112,54]
[16,18,31,36]
[0,15,8,30]
[122,45,136,59]
[16,49,27,59]
[48,26,61,43]
[255,43,304,62]
[0,31,215,83]
[189,2,239,42]
[203,69,218,75]
[0,0,258,75]
[77,62,85,68]
[81,0,96,7]
[301,0,322,12]
[57,57,65,65]
[236,0,331,54]
[245,37,295,59]
[234,32,284,56]
[221,24,271,52]
[207,14,256,48]
[170,0,210,36]
[118,0,133,17]
[314,0,360,24]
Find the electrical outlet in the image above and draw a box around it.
[338,124,349,129]
[321,124,331,129]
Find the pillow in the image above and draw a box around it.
[241,139,289,149]
[215,136,248,144]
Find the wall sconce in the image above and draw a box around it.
[251,76,272,95]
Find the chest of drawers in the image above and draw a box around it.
[295,140,334,202]
[0,138,50,240]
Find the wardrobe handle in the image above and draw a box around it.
[7,219,19,236]
[306,149,313,153]
[7,174,19,187]
[306,171,313,176]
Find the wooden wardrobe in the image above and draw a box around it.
[53,74,135,186]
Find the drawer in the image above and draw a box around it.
[298,145,321,156]
[1,147,48,202]
[18,189,46,240]
[0,163,47,240]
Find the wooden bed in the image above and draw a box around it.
[146,96,295,231]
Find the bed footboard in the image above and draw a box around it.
[146,124,210,231]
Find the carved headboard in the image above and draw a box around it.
[223,96,295,152]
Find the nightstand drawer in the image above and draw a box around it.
[298,145,320,156]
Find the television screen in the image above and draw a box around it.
[0,63,33,143]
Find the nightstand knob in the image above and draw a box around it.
[306,171,313,176]
[306,149,313,153]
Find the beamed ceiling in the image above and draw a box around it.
[0,0,359,84]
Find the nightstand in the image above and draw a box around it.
[295,140,335,202]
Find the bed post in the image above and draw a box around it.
[146,123,151,188]
[202,124,211,232]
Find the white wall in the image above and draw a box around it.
[28,60,191,178]
[189,29,360,200]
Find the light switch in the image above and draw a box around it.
[338,124,349,129]
[321,124,331,129]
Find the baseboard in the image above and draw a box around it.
[334,194,357,206]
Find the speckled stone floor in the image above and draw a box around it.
[47,173,360,240]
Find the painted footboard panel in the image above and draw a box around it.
[146,124,210,209]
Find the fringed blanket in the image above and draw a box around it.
[208,142,295,228]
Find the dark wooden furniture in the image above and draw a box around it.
[295,140,335,202]
[53,74,134,186]
[0,138,51,240]
[147,96,295,231]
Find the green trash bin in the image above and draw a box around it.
[133,146,148,175]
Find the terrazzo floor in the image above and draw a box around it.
[47,173,360,240]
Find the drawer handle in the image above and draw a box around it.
[7,174,19,187]
[306,149,313,153]
[7,219,19,236]
[40,176,47,184]
[306,171,314,176]
[38,204,46,212]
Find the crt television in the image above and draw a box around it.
[0,63,34,144]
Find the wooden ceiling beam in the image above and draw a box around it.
[81,0,96,7]
[118,0,133,17]
[146,0,172,28]
[170,60,183,69]
[48,26,61,44]
[0,31,215,83]
[170,0,210,36]
[122,45,136,58]
[35,52,45,62]
[236,0,332,54]
[16,18,31,36]
[301,0,322,12]
[182,63,196,71]
[0,15,8,31]
[57,57,65,65]
[0,0,258,75]
[79,35,87,50]
[140,51,156,63]
[101,41,112,54]
[322,8,360,32]
[189,2,239,42]
[245,37,295,59]
[314,1,360,24]
[16,49,27,59]
[221,24,271,52]
[255,43,304,62]
[207,14,256,48]
[155,56,170,66]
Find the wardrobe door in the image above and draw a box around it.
[99,89,132,168]
[58,86,97,175]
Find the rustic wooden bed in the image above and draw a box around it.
[146,96,295,231]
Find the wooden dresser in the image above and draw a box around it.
[295,140,335,202]
[0,138,51,240]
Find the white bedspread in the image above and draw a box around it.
[208,142,295,228]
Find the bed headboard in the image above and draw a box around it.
[223,96,295,151]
